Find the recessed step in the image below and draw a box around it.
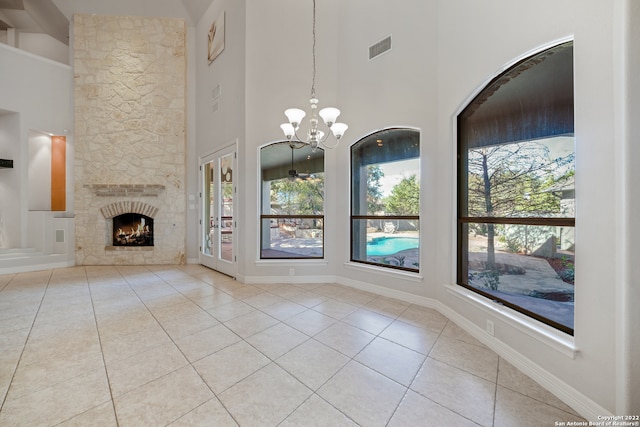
[0,252,71,275]
[0,248,40,258]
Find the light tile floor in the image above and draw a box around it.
[0,265,587,426]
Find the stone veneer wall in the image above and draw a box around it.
[73,14,187,265]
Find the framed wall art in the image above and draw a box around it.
[208,11,225,64]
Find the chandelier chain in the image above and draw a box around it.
[279,0,347,149]
[311,0,316,98]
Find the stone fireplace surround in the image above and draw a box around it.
[96,186,161,249]
[90,185,161,251]
[112,213,154,246]
[76,182,186,265]
[73,14,187,266]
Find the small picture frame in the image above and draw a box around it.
[208,11,225,64]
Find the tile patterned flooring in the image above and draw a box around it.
[0,265,587,426]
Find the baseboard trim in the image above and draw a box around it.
[435,301,612,421]
[335,275,610,420]
[241,274,337,285]
[0,259,75,274]
[186,271,612,420]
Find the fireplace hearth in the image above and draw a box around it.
[113,213,154,246]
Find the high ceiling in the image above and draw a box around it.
[0,0,214,45]
[0,0,69,44]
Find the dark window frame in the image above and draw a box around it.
[259,141,325,260]
[457,41,575,335]
[259,214,325,260]
[350,128,421,273]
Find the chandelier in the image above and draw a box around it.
[279,0,347,151]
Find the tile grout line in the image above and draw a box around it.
[101,265,204,422]
[145,278,372,426]
[144,265,244,426]
[0,266,585,425]
[0,269,53,415]
[492,353,501,427]
[235,311,358,427]
[87,266,134,427]
[0,273,15,293]
[171,281,397,425]
[269,298,416,426]
[381,308,445,427]
[49,267,120,426]
[410,318,496,426]
[493,358,583,419]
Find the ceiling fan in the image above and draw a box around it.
[288,145,311,180]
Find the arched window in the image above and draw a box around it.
[457,41,575,334]
[350,128,420,272]
[260,142,324,259]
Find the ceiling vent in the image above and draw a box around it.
[369,36,392,60]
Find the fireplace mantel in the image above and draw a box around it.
[84,184,165,197]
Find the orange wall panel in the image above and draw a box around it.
[51,136,66,211]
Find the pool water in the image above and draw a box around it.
[367,237,419,256]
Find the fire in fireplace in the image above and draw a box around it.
[113,213,154,246]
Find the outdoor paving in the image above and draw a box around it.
[467,251,575,330]
[269,235,574,328]
[468,251,573,296]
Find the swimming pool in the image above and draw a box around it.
[366,237,419,256]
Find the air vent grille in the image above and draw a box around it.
[369,36,392,60]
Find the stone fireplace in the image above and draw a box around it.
[98,194,160,249]
[73,14,187,266]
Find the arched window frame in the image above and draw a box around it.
[350,128,421,273]
[259,141,325,259]
[457,41,576,335]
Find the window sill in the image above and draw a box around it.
[344,261,423,282]
[255,259,328,267]
[445,284,579,359]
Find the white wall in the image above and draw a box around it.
[0,112,20,248]
[620,0,640,413]
[0,0,634,414]
[54,0,195,25]
[226,0,635,416]
[0,44,73,251]
[16,33,69,65]
[193,0,246,265]
[334,0,437,296]
[242,0,340,281]
[331,0,634,416]
[27,131,52,211]
[432,0,623,414]
[185,23,198,263]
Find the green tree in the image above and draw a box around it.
[296,176,324,214]
[386,175,420,215]
[468,141,574,269]
[270,175,324,215]
[367,165,385,214]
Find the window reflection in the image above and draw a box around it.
[260,142,324,259]
[350,128,420,272]
[457,41,575,334]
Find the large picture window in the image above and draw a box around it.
[260,142,324,259]
[457,42,575,334]
[351,128,420,272]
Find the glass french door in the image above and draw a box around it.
[200,144,236,277]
